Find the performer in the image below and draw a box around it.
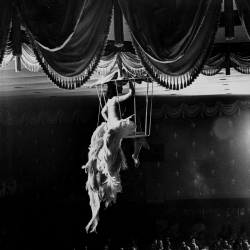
[102,81,150,167]
[83,80,149,233]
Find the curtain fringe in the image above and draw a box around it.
[1,100,250,126]
[95,54,117,76]
[0,9,12,65]
[129,18,221,90]
[234,66,250,74]
[201,67,223,76]
[25,5,114,90]
[127,0,222,90]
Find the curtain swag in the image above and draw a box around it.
[0,100,249,126]
[95,51,145,77]
[0,109,94,126]
[201,53,225,76]
[235,0,250,40]
[118,0,222,90]
[17,0,114,90]
[0,0,12,65]
[2,0,250,91]
[3,43,250,82]
[201,51,250,75]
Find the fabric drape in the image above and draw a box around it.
[96,51,145,77]
[118,0,222,90]
[230,52,250,74]
[95,52,118,76]
[18,0,113,89]
[0,41,40,71]
[18,0,86,51]
[0,0,12,65]
[1,100,249,126]
[201,53,225,76]
[235,0,250,40]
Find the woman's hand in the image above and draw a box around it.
[129,80,135,95]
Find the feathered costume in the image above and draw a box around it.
[83,118,136,233]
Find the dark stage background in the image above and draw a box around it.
[0,95,250,249]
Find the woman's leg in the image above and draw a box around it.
[132,138,142,168]
[131,116,150,167]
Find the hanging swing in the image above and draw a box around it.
[120,77,153,139]
[92,70,153,139]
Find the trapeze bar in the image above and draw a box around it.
[124,132,149,139]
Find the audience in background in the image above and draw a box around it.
[0,205,249,250]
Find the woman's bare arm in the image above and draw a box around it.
[116,80,135,103]
[101,104,109,122]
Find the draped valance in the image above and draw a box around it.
[0,0,12,65]
[95,51,145,77]
[118,0,222,90]
[3,43,250,87]
[19,0,113,89]
[201,51,250,75]
[2,0,250,91]
[1,100,249,126]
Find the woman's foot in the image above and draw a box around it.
[132,154,140,168]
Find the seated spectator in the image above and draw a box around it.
[209,232,219,247]
[178,241,191,250]
[157,240,164,250]
[190,239,199,250]
[164,237,172,250]
[221,240,232,250]
[242,240,250,250]
[196,231,208,249]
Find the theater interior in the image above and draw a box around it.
[1,1,250,250]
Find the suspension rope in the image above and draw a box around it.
[148,78,153,136]
[133,78,137,134]
[115,80,122,119]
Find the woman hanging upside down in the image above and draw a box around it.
[82,80,149,233]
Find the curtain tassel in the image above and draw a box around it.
[177,83,180,90]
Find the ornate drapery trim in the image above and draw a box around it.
[0,0,12,65]
[95,51,145,77]
[1,100,249,126]
[201,53,225,76]
[0,109,94,126]
[119,0,222,90]
[119,52,145,77]
[151,100,250,119]
[230,52,250,74]
[0,41,14,67]
[0,42,41,72]
[21,43,41,72]
[26,5,113,90]
[95,52,118,76]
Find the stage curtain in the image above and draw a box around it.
[1,100,250,126]
[0,41,13,67]
[0,0,12,65]
[96,51,145,76]
[95,52,118,76]
[0,41,41,71]
[18,0,113,89]
[120,52,145,76]
[230,52,250,74]
[118,0,222,90]
[235,0,250,40]
[201,53,225,76]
